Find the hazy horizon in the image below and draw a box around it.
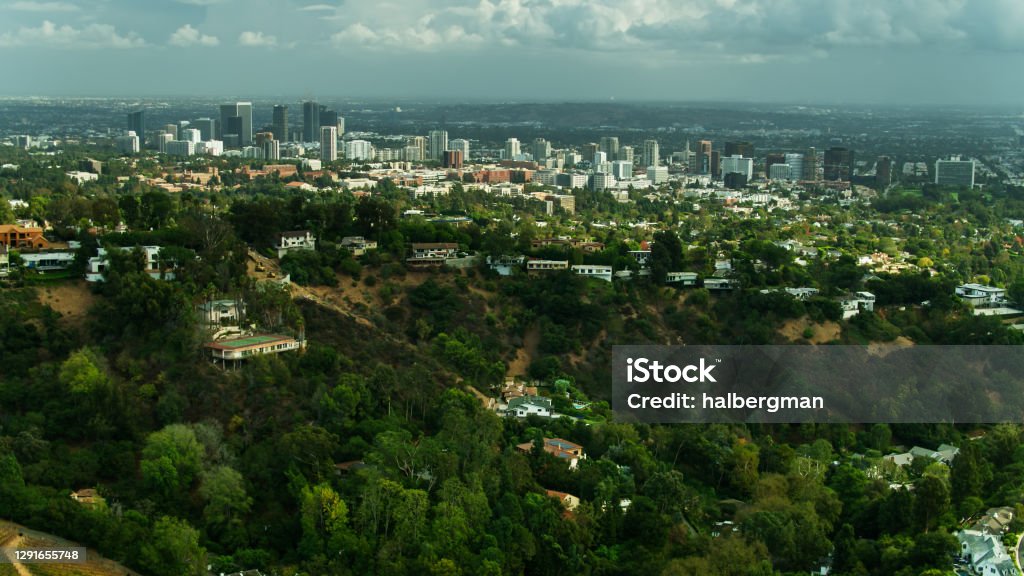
[2,0,1024,106]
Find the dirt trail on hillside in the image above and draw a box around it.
[507,324,541,377]
[0,534,32,576]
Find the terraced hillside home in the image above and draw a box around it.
[275,230,317,259]
[204,333,305,368]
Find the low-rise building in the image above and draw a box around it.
[665,271,698,286]
[275,230,317,259]
[487,255,525,276]
[18,249,76,272]
[545,489,581,512]
[86,245,174,282]
[704,277,739,291]
[340,236,378,257]
[411,243,459,259]
[0,224,49,249]
[516,437,587,469]
[572,264,613,282]
[958,529,1016,576]
[204,333,305,367]
[527,259,569,273]
[956,284,1007,306]
[198,299,244,326]
[506,396,554,419]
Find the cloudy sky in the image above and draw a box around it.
[1,0,1023,105]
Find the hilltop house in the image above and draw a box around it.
[958,529,1017,576]
[86,245,174,282]
[665,272,698,286]
[0,223,49,249]
[275,231,316,259]
[956,284,1007,307]
[839,291,876,319]
[487,255,526,276]
[506,395,554,419]
[19,249,76,272]
[340,236,377,257]
[971,507,1015,536]
[572,264,613,282]
[545,489,581,512]
[527,259,569,273]
[516,437,587,470]
[407,242,459,268]
[204,333,305,368]
[198,299,244,326]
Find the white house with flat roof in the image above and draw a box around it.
[572,264,612,282]
[956,284,1007,306]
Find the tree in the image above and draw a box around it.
[140,516,207,576]
[650,230,683,285]
[141,424,205,502]
[199,466,252,548]
[914,475,950,532]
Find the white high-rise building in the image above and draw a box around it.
[165,140,195,157]
[181,128,201,143]
[619,145,634,164]
[721,155,753,179]
[320,126,338,162]
[504,138,521,160]
[593,151,607,166]
[532,138,551,160]
[263,139,280,161]
[118,131,140,154]
[428,130,448,161]
[449,138,470,158]
[612,160,632,180]
[935,156,975,187]
[197,140,223,156]
[642,139,660,168]
[156,132,173,154]
[647,166,668,184]
[346,139,374,161]
[769,163,791,180]
[591,172,616,191]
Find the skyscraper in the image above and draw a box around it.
[428,130,448,161]
[236,102,253,146]
[407,136,427,162]
[302,101,320,143]
[225,117,243,147]
[803,147,819,180]
[711,150,721,179]
[163,124,178,140]
[619,145,634,164]
[876,156,893,189]
[127,110,145,147]
[218,103,252,145]
[724,141,753,158]
[935,156,975,187]
[599,136,619,161]
[449,138,470,159]
[721,155,753,180]
[504,138,521,160]
[264,138,280,161]
[532,138,551,160]
[272,105,288,142]
[784,153,804,181]
[320,126,338,162]
[697,140,712,174]
[642,139,659,168]
[824,147,854,181]
[194,118,216,141]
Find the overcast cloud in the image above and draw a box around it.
[0,0,1022,104]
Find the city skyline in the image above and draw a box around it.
[1,0,1024,106]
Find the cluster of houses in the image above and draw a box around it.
[957,507,1017,576]
[883,443,960,468]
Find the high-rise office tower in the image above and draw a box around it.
[619,145,634,164]
[504,138,521,160]
[711,150,721,179]
[428,130,448,161]
[721,155,753,180]
[593,151,607,167]
[824,147,854,181]
[532,138,551,160]
[642,139,659,168]
[442,150,464,169]
[599,136,619,161]
[118,131,140,154]
[724,141,753,158]
[407,136,427,162]
[218,103,252,145]
[320,126,338,162]
[236,102,252,146]
[935,156,975,187]
[697,140,712,174]
[127,110,145,147]
[225,117,243,146]
[582,143,599,160]
[163,124,178,140]
[272,105,288,142]
[194,118,216,141]
[765,153,785,176]
[876,156,893,188]
[181,128,201,143]
[784,153,804,181]
[302,101,320,143]
[803,147,819,180]
[264,139,280,161]
[449,138,470,159]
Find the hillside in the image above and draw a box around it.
[0,520,139,576]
